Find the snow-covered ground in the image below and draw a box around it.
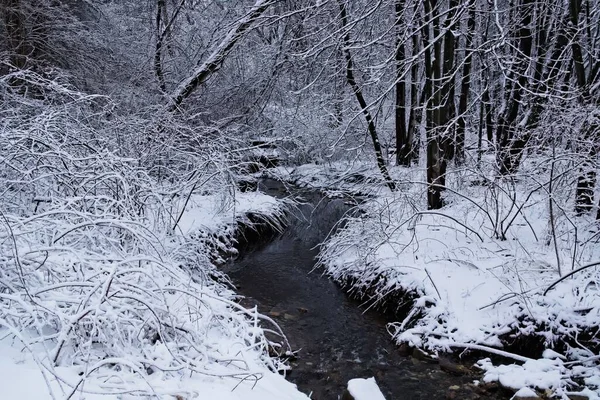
[0,155,307,400]
[0,334,308,400]
[273,159,600,398]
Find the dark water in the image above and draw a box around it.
[224,180,501,400]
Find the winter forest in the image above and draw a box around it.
[1,0,600,399]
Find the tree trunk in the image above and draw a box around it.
[423,0,445,209]
[575,168,596,214]
[568,0,588,100]
[395,0,411,166]
[568,0,597,214]
[154,0,168,92]
[483,86,494,144]
[575,121,599,214]
[338,0,396,191]
[439,0,459,163]
[3,0,32,70]
[407,1,422,163]
[477,84,484,165]
[496,0,535,175]
[154,0,186,92]
[455,1,475,164]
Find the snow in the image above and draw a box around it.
[175,191,283,235]
[3,89,599,400]
[478,358,565,391]
[297,158,600,398]
[0,180,307,399]
[0,106,305,400]
[0,337,308,400]
[513,387,538,398]
[0,179,307,399]
[347,377,387,400]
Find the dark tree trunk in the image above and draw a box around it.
[395,0,411,166]
[496,0,535,175]
[3,0,32,70]
[484,89,494,144]
[406,35,420,164]
[568,0,588,100]
[575,122,599,214]
[575,168,596,214]
[477,83,484,164]
[154,0,186,92]
[568,0,597,214]
[408,1,422,163]
[439,0,459,163]
[455,1,476,164]
[479,13,494,146]
[338,0,396,191]
[525,2,567,130]
[423,0,445,209]
[154,0,168,92]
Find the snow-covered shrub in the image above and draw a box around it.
[0,71,288,398]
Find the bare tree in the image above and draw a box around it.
[455,0,476,163]
[338,0,396,191]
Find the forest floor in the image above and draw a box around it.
[267,158,600,400]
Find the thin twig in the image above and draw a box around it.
[543,260,600,296]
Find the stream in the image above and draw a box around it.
[223,180,505,399]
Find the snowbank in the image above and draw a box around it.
[0,109,305,399]
[175,191,283,235]
[0,334,308,400]
[0,187,306,399]
[312,159,600,398]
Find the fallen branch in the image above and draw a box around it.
[543,260,600,296]
[449,342,533,363]
[415,211,484,242]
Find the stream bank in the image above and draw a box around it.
[224,179,509,399]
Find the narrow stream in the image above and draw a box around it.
[224,180,502,399]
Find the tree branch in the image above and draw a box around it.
[167,0,275,112]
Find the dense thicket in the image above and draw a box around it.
[0,0,598,223]
[3,1,596,195]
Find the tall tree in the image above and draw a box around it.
[407,7,421,164]
[569,0,600,214]
[438,0,460,163]
[495,0,535,175]
[423,0,445,209]
[395,0,411,166]
[154,0,186,93]
[338,0,396,191]
[455,0,476,163]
